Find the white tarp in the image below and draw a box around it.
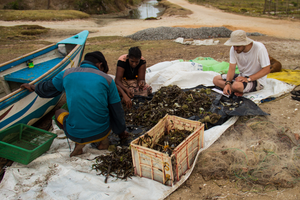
[174,37,220,45]
[0,60,294,200]
[0,115,238,200]
[146,61,216,92]
[146,60,295,103]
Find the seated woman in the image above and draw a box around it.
[115,47,152,108]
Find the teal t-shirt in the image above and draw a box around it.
[52,61,120,139]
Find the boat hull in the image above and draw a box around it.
[0,94,62,130]
[0,31,89,131]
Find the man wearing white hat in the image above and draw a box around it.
[213,30,271,96]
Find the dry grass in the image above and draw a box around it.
[0,10,89,21]
[0,0,191,21]
[84,35,229,76]
[0,25,50,42]
[0,26,229,77]
[188,0,300,19]
[0,0,144,15]
[0,25,51,62]
[0,41,50,64]
[188,0,265,14]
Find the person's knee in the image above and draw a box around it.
[55,109,68,129]
[231,82,244,92]
[212,76,218,84]
[55,109,68,118]
[213,75,222,85]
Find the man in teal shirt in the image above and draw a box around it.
[22,51,127,157]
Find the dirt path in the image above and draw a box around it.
[168,0,300,40]
[1,0,300,42]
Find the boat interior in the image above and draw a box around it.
[0,44,76,99]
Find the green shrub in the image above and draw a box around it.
[291,2,298,7]
[3,0,24,10]
[74,0,142,14]
[241,8,248,13]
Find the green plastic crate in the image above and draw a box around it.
[0,124,57,165]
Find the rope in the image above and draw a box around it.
[66,55,75,68]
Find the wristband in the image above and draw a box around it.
[225,81,231,85]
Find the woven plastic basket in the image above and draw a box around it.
[0,124,57,165]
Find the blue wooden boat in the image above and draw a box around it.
[0,30,89,131]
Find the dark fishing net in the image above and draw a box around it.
[123,85,217,129]
[112,85,268,147]
[104,86,271,184]
[196,116,300,190]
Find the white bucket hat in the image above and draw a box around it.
[224,30,253,46]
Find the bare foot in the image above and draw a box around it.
[70,143,85,157]
[97,138,109,150]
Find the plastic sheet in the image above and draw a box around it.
[0,60,294,200]
[0,118,237,200]
[145,60,295,103]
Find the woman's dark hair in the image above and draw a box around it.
[128,46,141,59]
[84,51,108,73]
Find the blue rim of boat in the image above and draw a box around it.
[57,30,89,46]
[0,45,83,110]
[0,30,89,110]
[0,45,58,73]
[0,30,89,73]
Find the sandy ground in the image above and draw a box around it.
[1,0,300,199]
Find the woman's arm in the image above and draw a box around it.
[116,85,132,108]
[137,63,146,88]
[115,66,134,98]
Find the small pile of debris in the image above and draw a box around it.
[92,147,134,183]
